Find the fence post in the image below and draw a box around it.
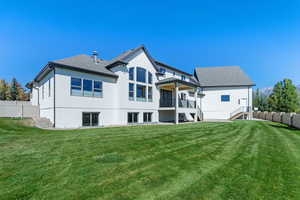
[21,104,23,119]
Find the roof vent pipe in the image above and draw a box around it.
[92,51,98,63]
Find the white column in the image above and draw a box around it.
[194,88,197,122]
[175,83,179,124]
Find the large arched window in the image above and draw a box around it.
[136,67,146,83]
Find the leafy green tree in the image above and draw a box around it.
[253,88,269,111]
[268,79,299,112]
[268,81,284,112]
[281,79,299,112]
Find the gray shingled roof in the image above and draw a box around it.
[195,66,255,87]
[50,54,119,77]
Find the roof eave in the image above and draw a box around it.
[49,62,119,78]
[155,61,192,76]
[200,84,256,88]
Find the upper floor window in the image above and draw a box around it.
[148,72,152,84]
[83,79,93,97]
[136,67,146,83]
[181,75,186,81]
[71,77,82,96]
[129,83,134,100]
[221,95,230,102]
[173,71,176,76]
[129,67,134,80]
[148,86,152,102]
[94,81,103,97]
[159,68,166,74]
[136,84,146,101]
[71,77,103,98]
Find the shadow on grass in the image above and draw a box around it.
[269,124,300,131]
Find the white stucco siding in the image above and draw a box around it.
[201,86,252,119]
[53,68,119,128]
[30,87,39,106]
[37,71,55,122]
[111,49,160,124]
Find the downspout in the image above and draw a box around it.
[248,86,250,119]
[53,67,56,128]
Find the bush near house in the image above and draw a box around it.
[0,118,300,200]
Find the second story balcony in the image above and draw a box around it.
[159,97,196,109]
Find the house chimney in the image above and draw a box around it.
[92,51,98,63]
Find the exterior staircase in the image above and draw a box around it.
[33,117,53,129]
[197,106,203,121]
[230,106,251,120]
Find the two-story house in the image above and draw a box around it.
[29,45,255,128]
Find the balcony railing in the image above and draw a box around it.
[160,98,175,107]
[159,98,196,108]
[179,99,196,108]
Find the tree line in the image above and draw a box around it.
[253,79,300,113]
[0,78,30,101]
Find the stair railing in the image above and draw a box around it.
[230,106,247,119]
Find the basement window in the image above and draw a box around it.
[82,112,99,126]
[128,112,138,123]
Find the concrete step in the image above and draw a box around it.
[33,117,53,128]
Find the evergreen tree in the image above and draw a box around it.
[9,78,18,100]
[0,79,8,100]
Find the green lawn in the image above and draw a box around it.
[0,119,300,200]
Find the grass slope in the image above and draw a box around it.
[0,118,300,200]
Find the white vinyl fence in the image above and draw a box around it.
[254,111,300,129]
[0,101,39,118]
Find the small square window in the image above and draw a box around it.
[159,68,166,74]
[221,95,230,102]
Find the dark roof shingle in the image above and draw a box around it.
[50,54,118,77]
[195,66,255,87]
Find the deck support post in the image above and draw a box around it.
[175,83,179,124]
[194,88,198,122]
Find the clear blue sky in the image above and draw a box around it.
[1,0,300,88]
